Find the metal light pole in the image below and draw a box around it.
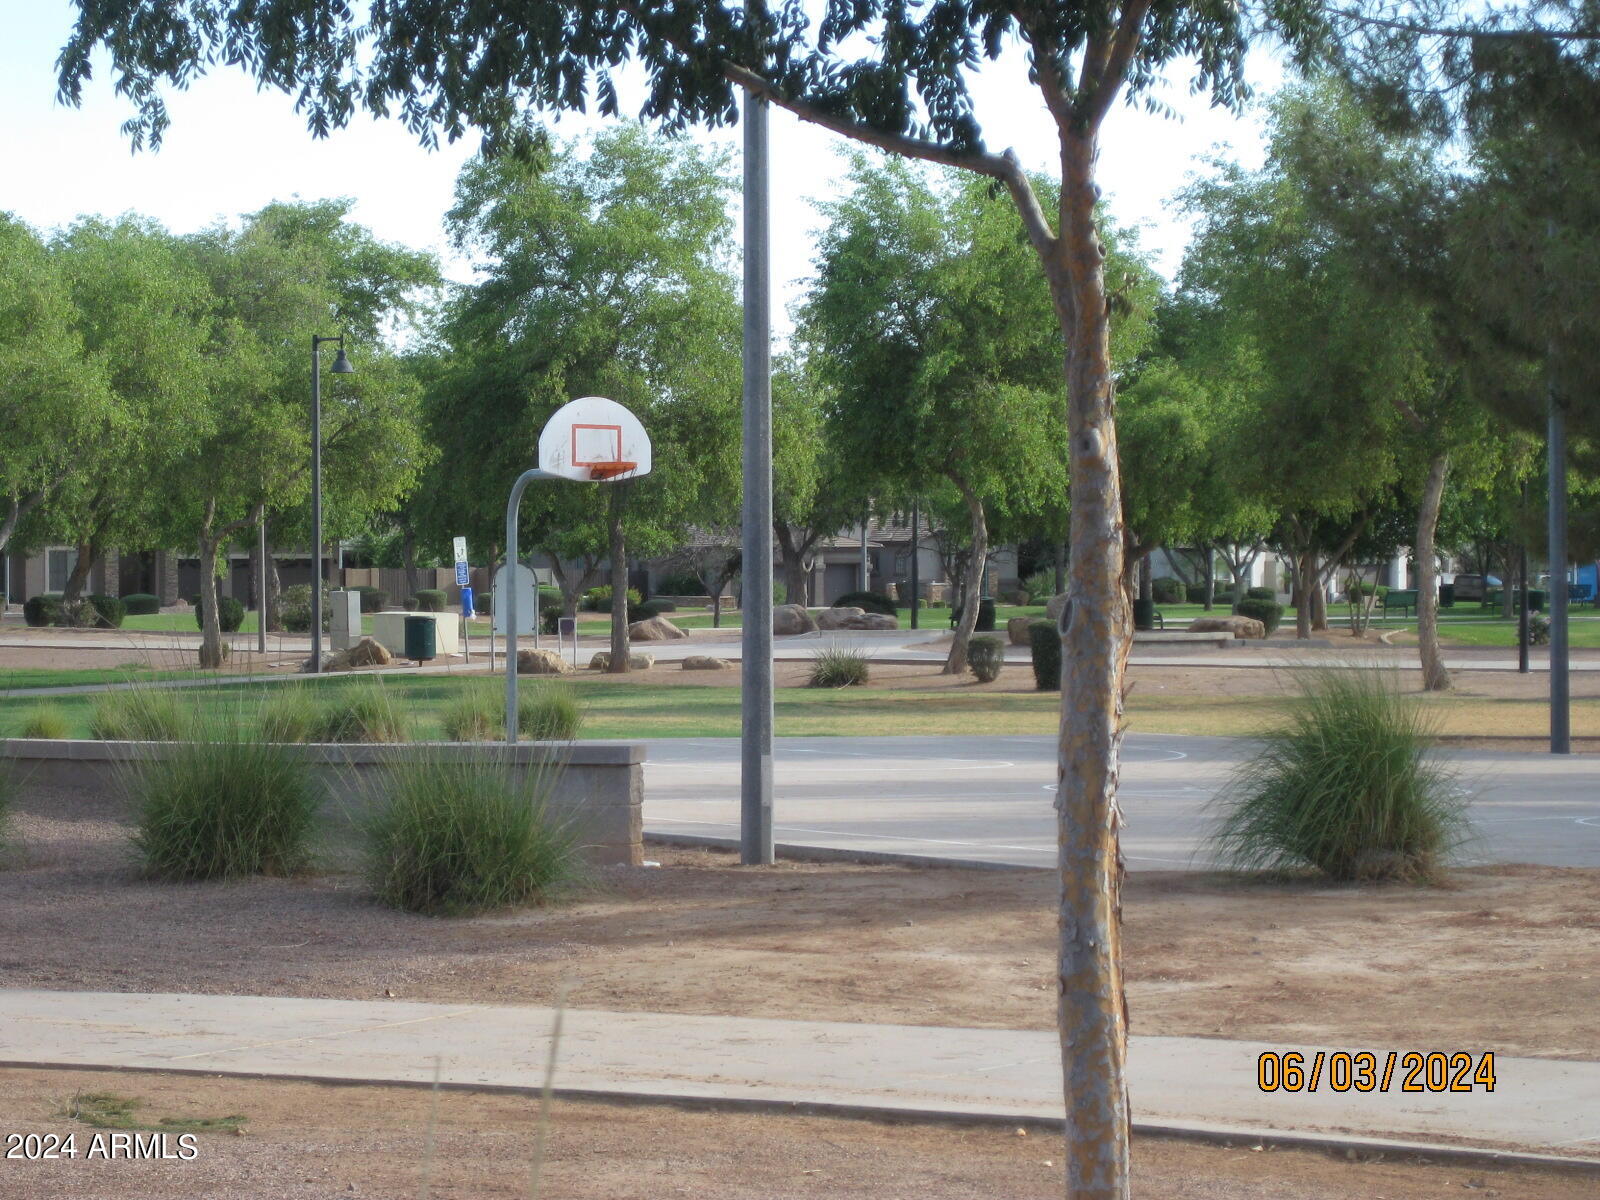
[257,515,268,655]
[740,92,775,866]
[1550,393,1570,753]
[310,334,353,673]
[909,499,920,630]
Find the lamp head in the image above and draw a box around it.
[330,346,354,375]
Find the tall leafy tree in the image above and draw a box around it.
[425,127,741,669]
[0,214,108,560]
[56,2,1335,1186]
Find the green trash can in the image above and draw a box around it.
[403,615,436,663]
[975,597,996,632]
[1529,589,1546,613]
[1132,598,1156,631]
[1439,582,1455,608]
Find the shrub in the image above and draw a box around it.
[86,594,126,628]
[122,593,161,616]
[1022,571,1055,606]
[90,689,195,742]
[363,756,581,915]
[353,586,388,613]
[833,590,897,616]
[19,705,71,739]
[23,595,61,627]
[257,687,321,743]
[411,588,447,612]
[582,586,641,612]
[440,680,583,742]
[540,600,563,635]
[1207,670,1469,882]
[646,599,676,613]
[306,682,408,743]
[1246,585,1276,601]
[629,599,677,621]
[1234,597,1283,635]
[278,584,330,633]
[1152,576,1184,604]
[1529,613,1551,646]
[654,571,702,595]
[967,636,1005,683]
[130,735,318,880]
[808,645,870,688]
[195,595,246,633]
[1185,583,1209,604]
[1028,621,1061,691]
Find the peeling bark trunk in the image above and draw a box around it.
[775,523,814,609]
[197,499,226,669]
[1295,549,1314,640]
[1203,551,1215,611]
[59,537,102,608]
[1416,453,1451,691]
[607,493,629,674]
[943,478,987,675]
[1311,569,1329,632]
[1053,128,1131,1198]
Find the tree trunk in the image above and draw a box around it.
[264,524,282,632]
[1137,555,1152,602]
[1051,128,1132,1198]
[776,524,813,611]
[197,501,226,669]
[943,479,987,675]
[1295,549,1314,640]
[607,495,629,674]
[403,531,419,602]
[1203,551,1215,611]
[1415,453,1451,691]
[60,537,103,608]
[1310,565,1329,631]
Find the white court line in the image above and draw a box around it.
[647,760,1015,774]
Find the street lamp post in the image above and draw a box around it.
[310,334,353,673]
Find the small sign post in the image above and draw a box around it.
[453,537,470,663]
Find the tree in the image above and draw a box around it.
[425,128,742,669]
[57,3,1333,1188]
[0,214,108,561]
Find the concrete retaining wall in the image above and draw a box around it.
[0,738,644,866]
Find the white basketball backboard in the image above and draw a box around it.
[537,396,652,482]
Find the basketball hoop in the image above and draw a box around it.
[587,461,638,480]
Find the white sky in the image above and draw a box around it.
[5,5,1281,335]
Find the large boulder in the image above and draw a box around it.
[854,613,898,630]
[772,603,817,635]
[815,606,865,630]
[589,651,655,671]
[1006,616,1035,647]
[1046,592,1071,622]
[325,636,393,671]
[628,616,687,641]
[516,648,570,674]
[682,655,734,671]
[1188,615,1266,640]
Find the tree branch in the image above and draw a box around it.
[1083,0,1155,131]
[1324,7,1599,42]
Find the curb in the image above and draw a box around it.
[9,1058,1597,1176]
[646,831,1043,871]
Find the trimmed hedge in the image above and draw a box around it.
[582,585,641,612]
[833,589,898,616]
[87,594,126,628]
[1234,597,1284,635]
[1028,621,1061,691]
[411,588,447,612]
[1185,583,1208,604]
[278,584,328,633]
[968,636,1005,683]
[196,595,246,633]
[1152,576,1184,604]
[353,586,388,613]
[1246,585,1276,601]
[122,593,161,615]
[23,594,62,627]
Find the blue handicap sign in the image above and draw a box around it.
[455,561,470,587]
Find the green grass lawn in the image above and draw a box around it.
[6,669,1596,742]
[0,666,209,691]
[1390,615,1600,649]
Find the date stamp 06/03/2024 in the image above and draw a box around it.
[6,1131,199,1162]
[1258,1050,1497,1094]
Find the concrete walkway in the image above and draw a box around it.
[2,989,1595,1158]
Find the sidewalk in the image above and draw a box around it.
[2,989,1595,1159]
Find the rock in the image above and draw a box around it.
[627,616,687,641]
[682,655,734,671]
[516,649,570,674]
[855,613,898,630]
[325,636,393,670]
[1007,616,1035,646]
[589,652,655,671]
[1188,616,1266,640]
[816,606,865,630]
[772,603,817,635]
[1046,592,1071,622]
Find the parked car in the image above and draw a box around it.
[1450,573,1500,603]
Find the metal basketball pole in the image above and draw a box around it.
[740,92,775,865]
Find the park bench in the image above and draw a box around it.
[1381,589,1418,619]
[1571,582,1596,608]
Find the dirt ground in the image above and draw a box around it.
[4,775,1597,1060]
[0,1068,1589,1200]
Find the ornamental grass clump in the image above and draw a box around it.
[306,682,408,743]
[90,688,195,742]
[808,644,871,688]
[363,757,580,915]
[1208,669,1469,883]
[19,705,72,739]
[440,680,583,742]
[257,686,321,743]
[130,734,318,881]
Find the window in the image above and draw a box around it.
[47,548,78,592]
